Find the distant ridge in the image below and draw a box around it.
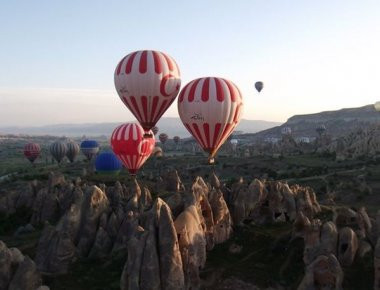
[248,104,380,140]
[0,118,281,138]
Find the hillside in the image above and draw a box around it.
[0,118,281,138]
[247,104,380,141]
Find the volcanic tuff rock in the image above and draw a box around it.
[121,198,185,290]
[0,241,48,290]
[298,254,343,290]
[322,124,380,160]
[228,179,321,225]
[7,169,379,289]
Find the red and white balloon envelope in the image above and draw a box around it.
[24,143,41,164]
[111,123,155,176]
[178,77,243,164]
[114,50,181,133]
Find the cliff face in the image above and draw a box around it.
[287,105,379,124]
[248,105,380,141]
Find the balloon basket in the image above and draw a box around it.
[143,133,154,139]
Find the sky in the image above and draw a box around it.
[1,0,380,126]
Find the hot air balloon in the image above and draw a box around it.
[50,141,67,163]
[66,140,80,163]
[281,127,292,135]
[255,81,263,93]
[374,102,380,112]
[24,143,41,164]
[316,124,326,136]
[111,123,155,176]
[173,136,180,144]
[159,133,168,144]
[80,140,99,161]
[95,152,122,174]
[152,126,159,136]
[114,50,181,134]
[178,77,243,164]
[230,139,238,151]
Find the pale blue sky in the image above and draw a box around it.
[1,0,380,126]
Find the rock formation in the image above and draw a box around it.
[0,241,48,290]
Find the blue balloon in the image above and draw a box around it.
[95,152,122,174]
[80,140,100,161]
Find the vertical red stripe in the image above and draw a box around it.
[141,96,148,122]
[214,78,225,102]
[201,78,210,102]
[116,56,127,75]
[178,83,188,102]
[233,104,242,123]
[224,79,237,102]
[162,52,174,71]
[212,123,222,149]
[152,51,162,74]
[188,79,201,102]
[153,99,169,123]
[203,123,210,149]
[139,51,148,73]
[150,96,159,122]
[219,123,234,146]
[125,52,138,74]
[192,123,206,149]
[184,123,200,147]
[120,125,127,142]
[130,97,144,123]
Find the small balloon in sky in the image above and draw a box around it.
[255,81,264,93]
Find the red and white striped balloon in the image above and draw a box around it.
[114,50,181,132]
[178,77,243,163]
[111,123,155,175]
[24,143,41,164]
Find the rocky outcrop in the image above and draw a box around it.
[298,254,343,290]
[121,198,185,290]
[35,185,109,274]
[76,186,109,257]
[0,241,47,290]
[160,170,185,192]
[337,227,358,267]
[174,205,206,289]
[229,179,321,225]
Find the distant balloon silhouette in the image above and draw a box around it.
[230,139,238,152]
[173,136,180,144]
[111,123,155,176]
[114,50,181,133]
[66,140,80,163]
[159,133,168,144]
[255,81,264,93]
[80,140,99,161]
[50,141,67,163]
[95,152,122,174]
[152,126,159,136]
[24,143,41,164]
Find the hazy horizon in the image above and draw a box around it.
[1,1,380,126]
